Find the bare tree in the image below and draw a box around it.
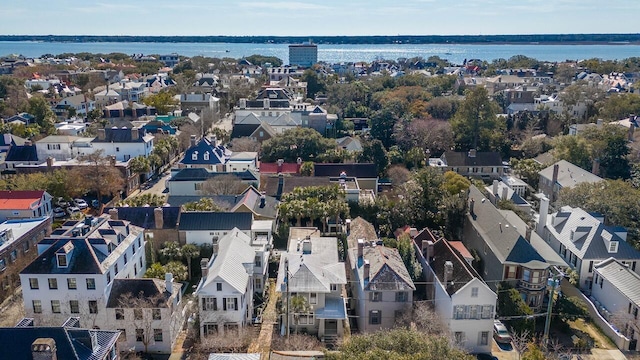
[200,174,248,195]
[271,333,325,351]
[117,291,168,354]
[191,326,253,357]
[395,301,447,336]
[68,150,125,208]
[229,137,261,152]
[510,329,531,360]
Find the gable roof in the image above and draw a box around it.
[106,278,180,308]
[102,207,180,229]
[467,186,547,269]
[92,127,152,143]
[442,151,502,167]
[0,190,45,210]
[0,326,120,360]
[346,216,377,249]
[313,163,377,178]
[231,123,260,139]
[178,212,252,231]
[181,138,227,165]
[170,168,258,182]
[350,244,416,291]
[249,121,277,139]
[539,160,603,189]
[197,228,255,293]
[430,238,482,295]
[594,257,640,306]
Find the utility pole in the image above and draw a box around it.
[543,272,560,350]
[285,258,290,339]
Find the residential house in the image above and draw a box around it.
[159,54,179,67]
[105,206,181,249]
[415,229,496,354]
[430,150,504,180]
[268,66,305,82]
[179,93,220,114]
[348,239,415,332]
[0,318,120,360]
[592,258,640,350]
[276,228,348,342]
[94,88,122,106]
[227,151,258,172]
[54,95,95,118]
[0,216,51,304]
[3,112,35,126]
[536,199,640,291]
[92,126,154,162]
[106,276,183,353]
[538,160,603,202]
[109,81,148,102]
[179,136,229,172]
[269,76,308,99]
[568,119,603,136]
[0,190,53,222]
[314,163,379,196]
[336,136,363,153]
[178,212,253,246]
[485,179,532,214]
[103,100,157,119]
[500,175,528,198]
[462,186,550,310]
[3,142,39,171]
[35,135,95,161]
[196,228,265,339]
[167,168,259,196]
[20,216,147,328]
[55,121,87,136]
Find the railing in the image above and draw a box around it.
[518,279,546,291]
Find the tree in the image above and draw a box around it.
[394,117,454,154]
[301,69,325,99]
[182,197,224,212]
[299,161,314,176]
[358,139,389,176]
[163,261,188,282]
[67,151,125,208]
[497,286,534,334]
[442,171,471,195]
[325,328,474,360]
[200,174,248,195]
[369,107,398,148]
[510,158,545,189]
[582,124,630,179]
[551,135,591,170]
[145,263,165,279]
[26,95,55,133]
[394,301,447,336]
[596,93,640,121]
[142,91,178,115]
[271,334,324,352]
[244,54,282,66]
[261,127,335,162]
[129,156,151,184]
[160,241,182,262]
[181,244,200,280]
[395,234,422,281]
[289,295,312,335]
[229,137,260,152]
[450,87,505,152]
[116,194,166,207]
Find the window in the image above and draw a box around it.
[369,310,381,325]
[154,329,163,342]
[48,278,58,289]
[139,257,143,268]
[152,308,161,320]
[254,255,262,268]
[588,261,594,273]
[115,147,120,152]
[330,284,338,291]
[469,305,479,319]
[224,297,238,311]
[609,241,619,253]
[116,308,125,320]
[134,308,143,320]
[106,272,111,284]
[454,332,465,345]
[86,278,96,290]
[481,305,494,319]
[57,254,67,268]
[23,240,30,253]
[33,300,42,314]
[67,278,77,290]
[135,329,144,342]
[471,287,479,297]
[216,283,222,291]
[254,278,262,290]
[395,292,408,302]
[10,250,17,262]
[203,152,210,161]
[203,324,218,336]
[297,314,314,325]
[202,297,217,311]
[370,292,382,302]
[134,264,138,276]
[114,263,119,274]
[29,278,39,289]
[51,300,61,313]
[309,293,317,305]
[124,253,128,264]
[89,300,98,314]
[132,243,136,254]
[479,331,489,346]
[454,305,465,320]
[192,152,198,161]
[70,300,79,314]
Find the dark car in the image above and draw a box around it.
[493,320,512,344]
[476,354,498,360]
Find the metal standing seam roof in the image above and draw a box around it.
[594,257,640,306]
[539,160,603,189]
[196,228,255,294]
[178,212,252,231]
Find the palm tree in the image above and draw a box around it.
[181,244,200,280]
[290,295,312,335]
[160,241,181,261]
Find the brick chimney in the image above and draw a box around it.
[154,207,164,229]
[190,134,197,147]
[357,239,364,260]
[443,261,454,285]
[31,338,57,360]
[363,259,370,282]
[200,258,209,278]
[131,127,139,141]
[97,128,106,141]
[108,208,118,220]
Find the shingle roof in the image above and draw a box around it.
[350,245,416,291]
[313,163,377,178]
[102,207,180,229]
[106,278,180,308]
[178,212,252,231]
[346,216,378,249]
[430,239,481,295]
[0,327,120,360]
[197,228,255,293]
[443,151,503,167]
[467,186,548,269]
[230,123,260,139]
[594,258,640,306]
[170,168,258,182]
[539,160,603,189]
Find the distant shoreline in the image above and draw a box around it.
[2,34,640,45]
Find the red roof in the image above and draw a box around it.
[448,240,473,260]
[259,162,300,174]
[0,190,44,210]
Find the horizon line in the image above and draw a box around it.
[2,33,640,37]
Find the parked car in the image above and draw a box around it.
[493,320,512,344]
[74,199,88,209]
[56,197,70,208]
[53,207,66,218]
[476,354,498,360]
[67,206,81,216]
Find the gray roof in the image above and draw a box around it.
[346,216,378,249]
[106,278,181,308]
[196,228,255,294]
[467,186,548,269]
[539,160,603,189]
[430,239,481,296]
[594,258,640,307]
[178,212,252,231]
[545,206,640,261]
[443,151,502,167]
[349,244,415,292]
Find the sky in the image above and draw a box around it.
[1,0,639,36]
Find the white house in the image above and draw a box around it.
[91,127,154,162]
[35,135,93,161]
[537,197,640,291]
[0,190,53,222]
[178,212,253,246]
[592,258,640,351]
[20,216,147,328]
[416,230,497,354]
[54,94,95,117]
[167,168,259,197]
[276,228,348,343]
[196,228,260,339]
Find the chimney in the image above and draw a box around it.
[424,240,435,264]
[363,260,370,282]
[525,226,532,242]
[108,208,118,220]
[537,195,550,235]
[468,149,477,158]
[469,198,475,216]
[591,158,600,176]
[109,156,116,166]
[345,219,351,234]
[200,258,209,278]
[154,207,164,229]
[302,239,312,254]
[552,164,559,188]
[277,158,284,173]
[444,261,454,286]
[501,186,509,202]
[190,134,197,147]
[213,242,219,257]
[165,273,174,294]
[97,128,105,141]
[492,179,499,197]
[46,157,54,169]
[131,127,139,140]
[259,192,266,208]
[31,338,57,360]
[357,239,364,259]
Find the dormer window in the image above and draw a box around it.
[192,151,198,160]
[203,152,210,161]
[57,254,68,268]
[609,241,619,253]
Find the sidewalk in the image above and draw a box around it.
[248,279,280,359]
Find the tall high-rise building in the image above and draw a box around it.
[288,42,318,68]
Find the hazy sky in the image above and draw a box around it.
[1,0,638,36]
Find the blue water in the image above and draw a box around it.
[1,41,639,64]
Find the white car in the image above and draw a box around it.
[53,207,66,218]
[67,206,81,216]
[74,199,88,209]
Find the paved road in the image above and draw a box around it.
[126,171,172,200]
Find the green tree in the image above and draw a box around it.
[182,197,224,211]
[144,262,165,279]
[160,241,182,262]
[181,244,200,280]
[116,193,166,207]
[551,135,591,170]
[369,107,398,148]
[442,171,471,195]
[142,91,178,115]
[261,128,335,162]
[450,87,505,152]
[510,158,545,189]
[129,155,151,184]
[289,295,312,334]
[244,54,283,66]
[396,234,422,281]
[582,124,630,179]
[358,139,389,176]
[301,69,325,99]
[595,93,640,121]
[299,161,314,176]
[497,286,534,333]
[163,261,188,282]
[26,95,55,133]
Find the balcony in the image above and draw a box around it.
[518,279,545,292]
